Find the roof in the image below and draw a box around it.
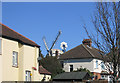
[39,65,51,75]
[53,72,90,81]
[59,44,104,60]
[0,24,40,47]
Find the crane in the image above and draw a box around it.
[42,30,61,56]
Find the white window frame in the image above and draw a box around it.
[12,51,18,67]
[25,70,31,81]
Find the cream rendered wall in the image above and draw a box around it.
[18,43,24,81]
[22,45,41,81]
[33,47,42,81]
[22,45,34,81]
[2,38,19,81]
[33,71,41,81]
[0,37,2,83]
[1,37,48,81]
[0,55,2,83]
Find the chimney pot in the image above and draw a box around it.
[82,39,92,47]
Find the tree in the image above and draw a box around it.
[83,2,120,83]
[40,56,64,78]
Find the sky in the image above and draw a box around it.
[2,2,96,56]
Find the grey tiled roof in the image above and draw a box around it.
[59,44,104,60]
[53,72,90,80]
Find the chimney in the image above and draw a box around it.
[82,39,92,47]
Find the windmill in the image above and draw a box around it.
[42,30,61,56]
[60,42,68,53]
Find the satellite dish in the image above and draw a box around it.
[60,42,68,53]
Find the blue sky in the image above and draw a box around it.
[2,2,96,56]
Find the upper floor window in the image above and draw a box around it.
[70,65,73,72]
[96,60,98,68]
[101,62,105,70]
[12,51,18,67]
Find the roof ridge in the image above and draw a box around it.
[1,23,39,46]
[82,44,95,58]
[64,44,82,54]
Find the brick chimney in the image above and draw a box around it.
[82,39,92,47]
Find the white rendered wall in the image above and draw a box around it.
[62,58,103,73]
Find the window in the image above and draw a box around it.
[101,75,105,79]
[12,51,18,67]
[70,65,73,72]
[101,62,105,70]
[25,70,31,81]
[96,60,98,68]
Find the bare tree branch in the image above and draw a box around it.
[83,2,119,82]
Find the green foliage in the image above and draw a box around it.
[74,67,93,77]
[40,56,64,78]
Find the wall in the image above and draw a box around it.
[62,58,103,73]
[22,45,35,81]
[2,38,19,81]
[0,37,2,83]
[1,37,46,81]
[18,43,24,81]
[22,45,41,81]
[62,58,94,72]
[92,59,103,73]
[0,55,2,83]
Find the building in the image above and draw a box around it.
[51,49,63,57]
[0,24,50,82]
[39,65,51,81]
[59,39,108,80]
